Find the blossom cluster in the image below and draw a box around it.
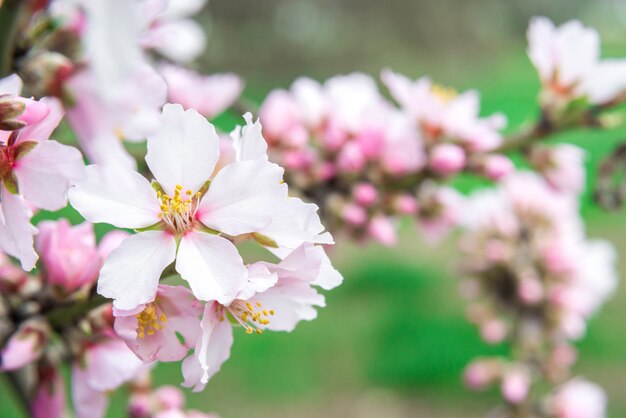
[459,172,615,416]
[259,71,514,246]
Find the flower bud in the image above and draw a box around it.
[501,367,530,405]
[393,194,419,215]
[482,154,514,181]
[32,366,66,418]
[342,203,367,226]
[429,143,466,175]
[336,143,365,173]
[367,215,397,246]
[0,319,48,371]
[154,386,185,410]
[353,183,377,207]
[37,220,102,293]
[464,359,500,390]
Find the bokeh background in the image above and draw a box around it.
[4,0,626,416]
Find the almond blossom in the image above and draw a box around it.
[182,243,342,391]
[0,75,85,271]
[528,17,626,107]
[69,104,328,310]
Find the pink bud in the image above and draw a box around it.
[128,394,151,418]
[283,149,314,170]
[353,183,378,207]
[32,367,66,418]
[0,320,48,371]
[323,122,348,151]
[551,345,577,369]
[154,386,185,410]
[518,276,544,304]
[316,162,336,181]
[501,368,530,405]
[336,143,365,173]
[483,154,514,181]
[356,129,384,159]
[464,360,498,390]
[0,252,28,293]
[342,203,367,226]
[17,98,50,126]
[480,319,507,344]
[36,220,102,292]
[485,239,508,263]
[429,143,466,175]
[393,194,419,215]
[367,216,397,246]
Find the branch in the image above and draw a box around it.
[0,0,26,77]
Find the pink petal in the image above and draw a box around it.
[175,232,247,304]
[16,97,64,143]
[0,184,38,270]
[98,231,177,310]
[15,140,85,211]
[71,364,108,418]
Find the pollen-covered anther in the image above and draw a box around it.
[158,184,201,233]
[227,299,274,335]
[136,303,167,338]
[431,83,457,103]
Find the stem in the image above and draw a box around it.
[0,0,26,77]
[45,294,109,330]
[4,371,30,416]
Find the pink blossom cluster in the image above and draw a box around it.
[259,72,513,246]
[459,172,615,415]
[129,384,219,418]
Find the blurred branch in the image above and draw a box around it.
[45,293,109,331]
[594,141,626,211]
[0,0,26,77]
[4,370,30,416]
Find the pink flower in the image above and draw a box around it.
[0,77,85,270]
[72,333,145,418]
[183,244,341,390]
[36,220,127,293]
[530,144,586,194]
[528,17,626,105]
[547,379,607,418]
[342,203,367,226]
[464,359,500,390]
[114,285,203,362]
[69,105,289,310]
[159,64,243,119]
[139,0,208,63]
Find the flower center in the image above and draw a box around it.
[431,84,457,103]
[158,184,201,234]
[224,299,275,335]
[136,303,167,338]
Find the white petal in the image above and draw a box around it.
[72,365,108,418]
[15,141,85,211]
[175,232,247,304]
[196,303,233,386]
[0,185,38,271]
[98,231,177,310]
[151,20,206,63]
[197,160,285,236]
[68,165,160,229]
[146,104,219,196]
[253,278,325,332]
[258,196,333,255]
[0,74,22,95]
[232,113,268,162]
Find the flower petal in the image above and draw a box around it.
[16,97,64,143]
[197,160,285,236]
[0,74,23,95]
[15,141,85,211]
[146,103,219,196]
[71,365,108,418]
[0,184,38,270]
[182,303,233,392]
[175,232,247,304]
[98,231,177,310]
[232,113,268,162]
[68,165,160,229]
